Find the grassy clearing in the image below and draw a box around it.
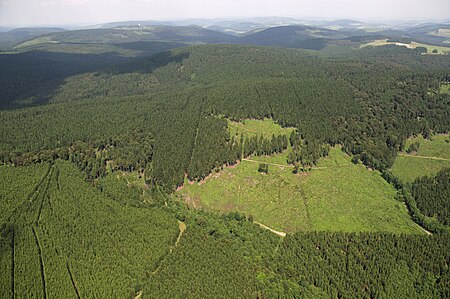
[227,118,295,139]
[403,134,450,159]
[440,83,450,94]
[178,147,422,234]
[430,28,450,38]
[360,39,450,54]
[392,157,450,184]
[115,170,147,189]
[391,134,450,183]
[14,36,58,49]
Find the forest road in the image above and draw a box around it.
[398,153,450,161]
[254,221,287,237]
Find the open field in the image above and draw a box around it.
[360,39,450,54]
[440,83,450,94]
[227,118,295,139]
[391,134,450,183]
[178,147,423,234]
[430,28,450,38]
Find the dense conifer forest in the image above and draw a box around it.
[1,45,449,189]
[1,35,449,297]
[412,168,450,225]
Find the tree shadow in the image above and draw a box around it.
[0,48,190,109]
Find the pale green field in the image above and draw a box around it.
[404,134,450,158]
[178,147,423,234]
[227,118,295,139]
[440,83,450,94]
[360,39,450,54]
[115,170,147,189]
[14,36,58,49]
[391,134,450,183]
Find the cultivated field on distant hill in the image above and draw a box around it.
[361,39,450,54]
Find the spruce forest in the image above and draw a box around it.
[0,9,450,299]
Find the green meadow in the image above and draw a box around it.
[178,120,422,234]
[227,118,295,140]
[391,134,450,183]
[178,148,422,234]
[440,83,450,94]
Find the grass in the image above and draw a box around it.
[440,83,450,94]
[391,134,450,183]
[14,36,58,49]
[178,147,423,234]
[360,39,450,54]
[227,118,295,140]
[115,170,147,189]
[430,28,450,38]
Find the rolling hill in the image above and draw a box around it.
[0,27,66,50]
[1,26,450,297]
[14,26,238,49]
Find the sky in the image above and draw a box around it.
[0,0,449,27]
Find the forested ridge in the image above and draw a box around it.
[1,43,450,297]
[1,45,449,190]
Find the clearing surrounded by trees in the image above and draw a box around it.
[391,134,450,183]
[178,119,424,234]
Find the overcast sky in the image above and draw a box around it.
[1,0,449,27]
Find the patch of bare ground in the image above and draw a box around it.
[398,153,450,161]
[185,160,241,186]
[183,194,202,209]
[222,203,237,212]
[254,221,287,237]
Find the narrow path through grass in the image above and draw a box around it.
[254,221,286,237]
[398,153,450,161]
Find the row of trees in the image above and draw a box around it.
[243,133,288,158]
[287,131,331,169]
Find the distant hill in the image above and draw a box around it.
[207,22,266,36]
[100,20,176,28]
[239,25,346,50]
[403,23,450,46]
[14,26,238,49]
[0,27,65,50]
[5,20,450,55]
